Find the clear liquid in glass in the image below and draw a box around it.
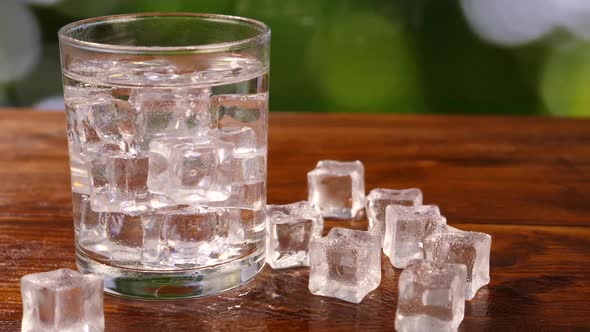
[63,54,268,296]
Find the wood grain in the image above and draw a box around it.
[0,110,589,331]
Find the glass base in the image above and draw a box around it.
[76,244,265,299]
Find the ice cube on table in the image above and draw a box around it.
[167,137,234,203]
[395,259,467,332]
[20,268,104,332]
[307,160,365,219]
[141,206,230,267]
[266,201,324,269]
[366,188,424,244]
[309,227,381,303]
[383,205,445,269]
[424,230,492,300]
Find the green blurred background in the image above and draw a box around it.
[1,0,590,117]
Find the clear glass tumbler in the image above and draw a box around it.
[58,13,270,299]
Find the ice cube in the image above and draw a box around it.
[212,181,265,211]
[215,93,268,149]
[309,227,381,303]
[130,87,215,145]
[227,207,266,246]
[395,259,467,332]
[146,136,189,195]
[77,211,144,264]
[266,201,324,269]
[20,268,104,332]
[110,155,149,193]
[131,89,179,136]
[149,134,261,189]
[76,97,143,153]
[183,88,214,134]
[72,193,100,243]
[213,93,267,124]
[167,137,234,203]
[230,152,265,184]
[141,206,230,267]
[366,188,424,244]
[307,160,365,219]
[383,205,446,269]
[424,231,492,300]
[88,153,151,214]
[219,127,257,154]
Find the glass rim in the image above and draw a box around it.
[58,12,271,54]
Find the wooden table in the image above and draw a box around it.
[0,110,589,331]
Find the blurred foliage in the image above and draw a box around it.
[307,5,421,112]
[541,42,590,117]
[0,0,589,116]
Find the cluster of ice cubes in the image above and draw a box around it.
[64,60,268,269]
[266,160,491,330]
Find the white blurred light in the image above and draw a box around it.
[0,0,41,83]
[460,0,557,46]
[552,0,590,40]
[34,96,65,111]
[26,0,63,5]
[460,0,590,46]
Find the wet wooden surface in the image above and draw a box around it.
[0,110,589,331]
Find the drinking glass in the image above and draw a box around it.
[58,13,270,299]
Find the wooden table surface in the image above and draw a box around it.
[0,110,589,331]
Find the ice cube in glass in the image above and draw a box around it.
[141,206,230,267]
[88,153,151,214]
[167,137,234,203]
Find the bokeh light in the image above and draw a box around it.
[34,95,64,111]
[0,0,41,83]
[307,9,419,112]
[460,0,556,47]
[26,0,63,5]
